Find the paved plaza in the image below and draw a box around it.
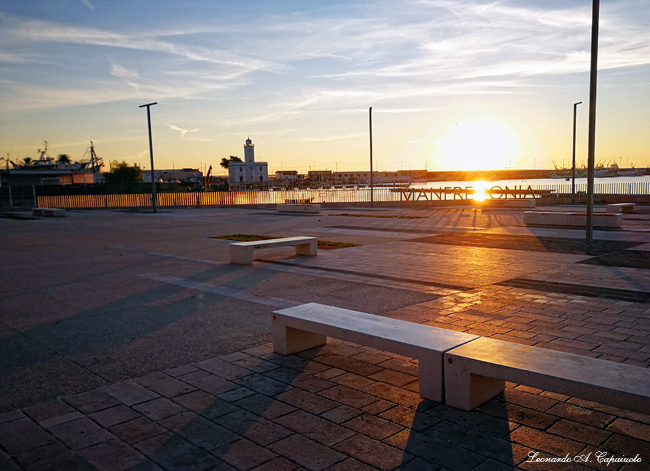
[1,204,650,470]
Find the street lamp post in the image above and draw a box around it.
[369,107,374,208]
[139,102,158,213]
[572,101,582,204]
[586,0,600,255]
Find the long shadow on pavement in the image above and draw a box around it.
[399,399,515,470]
[0,263,282,412]
[132,349,312,470]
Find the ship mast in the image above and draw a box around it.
[90,141,98,174]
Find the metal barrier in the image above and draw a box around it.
[37,188,397,209]
[35,182,650,209]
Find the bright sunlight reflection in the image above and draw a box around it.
[469,181,490,201]
[436,117,521,171]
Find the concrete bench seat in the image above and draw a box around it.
[606,203,635,213]
[524,211,622,228]
[229,236,317,265]
[444,337,650,414]
[32,208,66,217]
[272,303,478,402]
[277,203,321,213]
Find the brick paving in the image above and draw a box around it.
[1,205,650,470]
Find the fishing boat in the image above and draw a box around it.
[1,141,103,186]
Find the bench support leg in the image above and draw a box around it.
[230,246,254,265]
[295,240,317,256]
[272,321,326,355]
[444,355,505,411]
[418,352,444,403]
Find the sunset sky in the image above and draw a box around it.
[1,0,648,175]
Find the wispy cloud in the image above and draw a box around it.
[3,14,284,73]
[0,52,34,63]
[288,0,647,83]
[165,124,213,142]
[3,0,648,115]
[110,63,139,80]
[80,0,95,11]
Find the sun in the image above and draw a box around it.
[469,181,490,201]
[435,117,521,171]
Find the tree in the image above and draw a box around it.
[22,157,33,166]
[57,154,71,165]
[104,160,143,184]
[220,155,242,169]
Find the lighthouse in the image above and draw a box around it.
[228,137,269,188]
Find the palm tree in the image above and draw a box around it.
[22,157,33,167]
[220,156,242,169]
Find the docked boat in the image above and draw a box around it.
[1,141,103,186]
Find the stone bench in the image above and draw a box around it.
[523,211,623,228]
[277,203,321,213]
[272,303,478,402]
[229,236,317,265]
[606,203,635,214]
[32,208,66,217]
[444,337,650,414]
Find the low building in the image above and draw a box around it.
[332,171,372,185]
[275,170,298,181]
[308,170,333,185]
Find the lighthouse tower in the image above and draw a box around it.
[244,137,255,163]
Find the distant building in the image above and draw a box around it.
[308,170,333,185]
[275,170,298,181]
[333,171,372,185]
[143,168,202,184]
[228,138,269,188]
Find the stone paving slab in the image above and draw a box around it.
[258,240,590,290]
[2,206,650,470]
[1,339,650,470]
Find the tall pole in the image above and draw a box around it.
[586,0,599,255]
[369,107,374,208]
[572,101,582,204]
[139,102,158,213]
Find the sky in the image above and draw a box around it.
[0,0,648,176]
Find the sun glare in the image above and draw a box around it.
[469,181,490,201]
[436,117,521,171]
